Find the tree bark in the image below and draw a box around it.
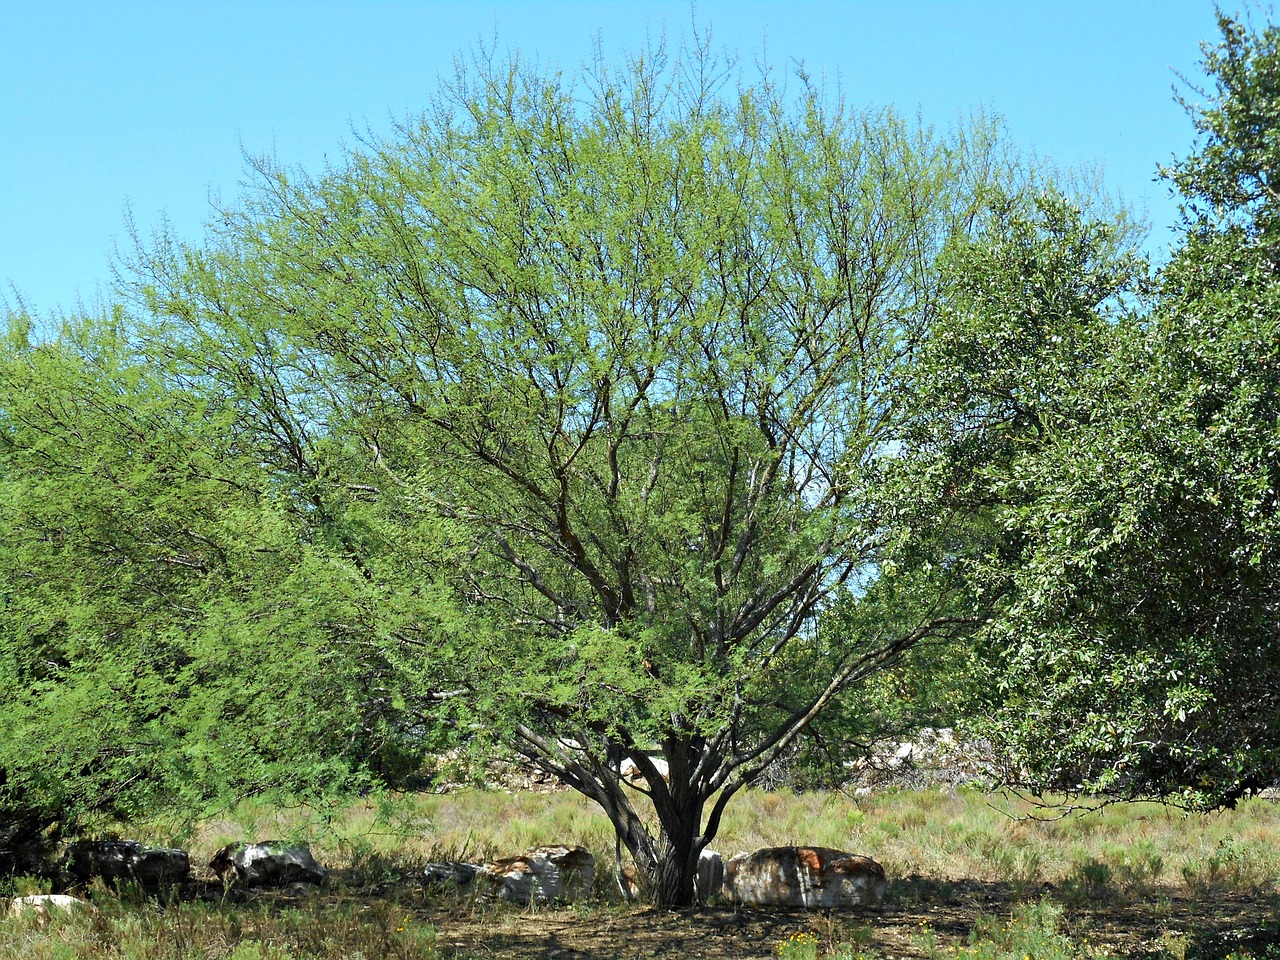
[643,737,707,907]
[650,837,699,908]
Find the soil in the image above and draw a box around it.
[406,878,1280,959]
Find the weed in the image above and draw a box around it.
[777,930,821,960]
[0,895,449,960]
[1158,929,1189,960]
[1180,836,1277,896]
[3,874,51,897]
[1060,858,1115,905]
[915,899,1121,960]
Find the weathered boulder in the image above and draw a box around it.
[8,894,89,917]
[619,757,670,786]
[423,861,483,891]
[480,845,595,903]
[65,840,189,888]
[722,847,886,908]
[695,849,724,903]
[210,843,327,888]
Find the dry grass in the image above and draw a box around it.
[4,786,1279,959]
[175,785,1280,900]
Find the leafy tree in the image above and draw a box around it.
[122,48,1012,904]
[0,308,456,871]
[907,9,1280,809]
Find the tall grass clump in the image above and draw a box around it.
[0,897,452,960]
[917,899,1119,960]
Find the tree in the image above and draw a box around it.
[122,47,1012,904]
[905,9,1280,810]
[0,307,455,872]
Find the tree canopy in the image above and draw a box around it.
[907,9,1280,810]
[106,48,1032,903]
[0,309,447,870]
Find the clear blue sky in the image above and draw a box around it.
[2,1,1223,317]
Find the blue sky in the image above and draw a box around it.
[2,1,1223,316]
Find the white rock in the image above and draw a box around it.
[8,894,88,917]
[210,843,326,888]
[481,845,595,903]
[722,846,887,908]
[619,757,670,785]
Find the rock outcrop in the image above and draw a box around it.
[722,846,886,908]
[480,845,595,903]
[8,894,89,917]
[65,840,189,888]
[210,843,327,888]
[619,757,670,786]
[423,860,483,890]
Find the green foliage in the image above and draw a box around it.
[901,9,1280,809]
[1166,8,1280,241]
[114,40,1017,904]
[0,308,461,868]
[9,21,1232,909]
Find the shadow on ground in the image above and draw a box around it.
[418,877,1280,959]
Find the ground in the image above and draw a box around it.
[370,878,1280,959]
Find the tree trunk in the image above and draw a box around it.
[516,731,716,907]
[645,738,706,907]
[650,840,699,907]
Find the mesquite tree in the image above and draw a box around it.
[131,47,1004,904]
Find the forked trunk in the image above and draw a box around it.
[644,742,706,907]
[522,732,721,908]
[649,839,699,907]
[601,764,710,905]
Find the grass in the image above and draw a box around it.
[3,786,1280,958]
[160,785,1280,899]
[0,896,447,960]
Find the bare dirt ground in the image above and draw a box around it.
[406,879,1280,959]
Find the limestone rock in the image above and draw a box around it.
[722,846,886,908]
[481,845,595,903]
[695,848,724,903]
[210,842,327,888]
[65,840,189,888]
[8,894,89,917]
[620,757,670,786]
